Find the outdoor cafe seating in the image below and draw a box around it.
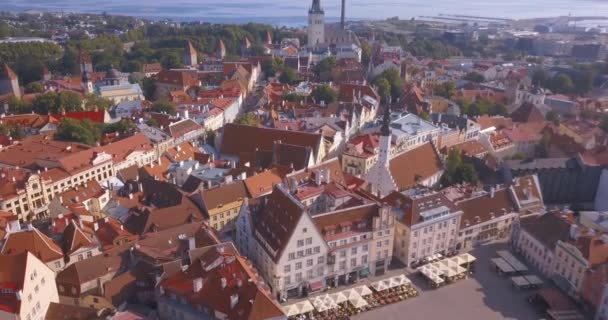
[290,275,419,320]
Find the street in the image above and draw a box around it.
[353,243,544,320]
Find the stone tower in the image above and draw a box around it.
[81,70,93,95]
[217,39,226,60]
[79,49,93,74]
[0,64,21,99]
[365,103,397,198]
[184,41,198,67]
[307,0,325,47]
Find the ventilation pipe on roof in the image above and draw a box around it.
[230,293,239,309]
[193,277,203,293]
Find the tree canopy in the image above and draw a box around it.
[151,100,176,115]
[311,84,337,104]
[373,68,403,103]
[31,91,83,114]
[440,149,478,186]
[55,118,102,146]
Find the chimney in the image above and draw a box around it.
[93,222,99,231]
[188,236,196,250]
[490,187,495,198]
[221,277,227,289]
[230,293,239,309]
[193,277,203,293]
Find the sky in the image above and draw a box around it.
[4,0,608,26]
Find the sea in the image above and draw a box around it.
[4,0,608,27]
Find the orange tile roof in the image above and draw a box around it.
[0,252,27,314]
[161,244,284,320]
[244,168,285,199]
[389,143,443,190]
[2,228,63,263]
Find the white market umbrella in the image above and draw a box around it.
[349,296,369,308]
[328,291,348,304]
[353,285,373,297]
[296,301,314,314]
[282,304,300,317]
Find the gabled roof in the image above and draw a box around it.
[61,220,96,255]
[252,185,306,262]
[2,228,63,263]
[244,168,286,199]
[161,244,284,320]
[167,119,202,138]
[124,196,205,235]
[56,253,124,288]
[313,203,380,235]
[519,211,573,250]
[198,181,249,212]
[220,123,323,161]
[385,192,459,227]
[510,102,545,123]
[389,143,443,190]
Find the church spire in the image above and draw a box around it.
[310,0,324,14]
[381,102,391,137]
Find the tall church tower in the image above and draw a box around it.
[184,41,198,67]
[365,103,397,198]
[307,0,325,47]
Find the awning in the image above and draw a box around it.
[309,280,324,292]
[359,267,370,277]
[458,253,476,264]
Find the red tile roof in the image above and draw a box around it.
[252,185,305,262]
[2,228,63,263]
[389,143,443,190]
[161,244,284,320]
[51,110,108,124]
[0,252,27,314]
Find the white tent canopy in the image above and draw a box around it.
[283,301,314,316]
[328,291,348,304]
[353,285,373,297]
[370,279,389,291]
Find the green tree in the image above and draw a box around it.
[433,82,455,99]
[141,77,156,101]
[440,148,478,186]
[55,118,102,146]
[24,81,44,94]
[546,110,560,125]
[58,91,83,112]
[146,117,159,128]
[151,100,176,115]
[549,74,574,94]
[313,57,336,81]
[262,57,284,78]
[235,113,259,127]
[6,97,31,114]
[103,119,136,135]
[160,52,183,69]
[361,41,372,66]
[464,72,485,83]
[84,94,113,110]
[373,68,403,103]
[374,78,391,103]
[311,84,337,104]
[279,68,298,85]
[282,92,303,102]
[531,68,549,87]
